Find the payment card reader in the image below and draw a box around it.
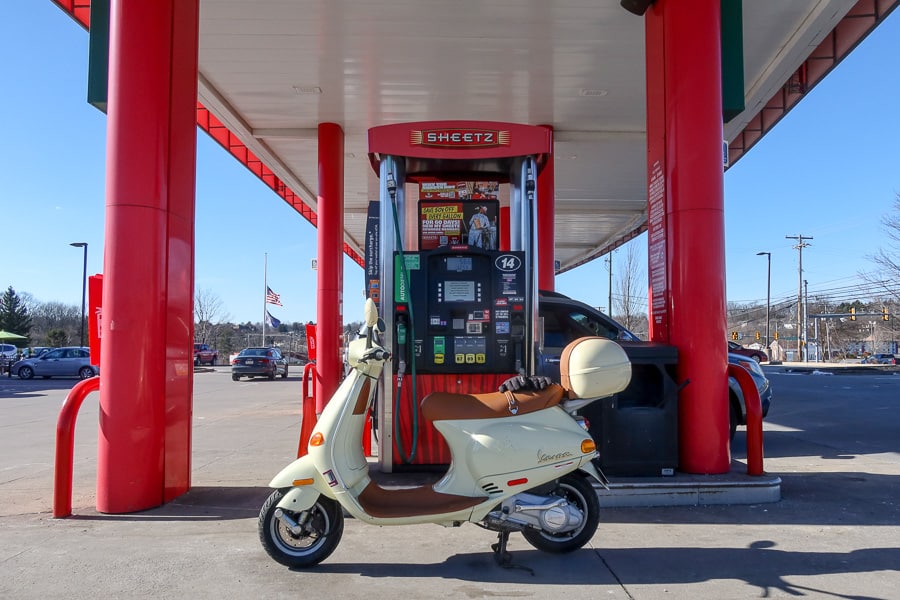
[394,249,528,375]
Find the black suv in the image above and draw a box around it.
[536,290,640,378]
[537,290,771,440]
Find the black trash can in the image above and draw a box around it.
[580,342,679,477]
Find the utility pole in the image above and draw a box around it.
[756,251,771,350]
[803,279,809,362]
[786,234,813,360]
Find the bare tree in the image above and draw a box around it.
[28,301,80,346]
[615,243,645,333]
[32,301,81,329]
[867,193,900,303]
[194,288,229,344]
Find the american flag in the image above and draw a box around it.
[266,286,283,306]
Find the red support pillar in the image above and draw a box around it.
[163,0,200,502]
[499,207,511,252]
[645,0,729,473]
[98,0,199,513]
[316,123,344,414]
[537,126,555,292]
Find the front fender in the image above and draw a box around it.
[268,456,326,512]
[275,484,322,512]
[268,455,319,489]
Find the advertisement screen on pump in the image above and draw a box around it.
[418,183,500,251]
[419,180,499,200]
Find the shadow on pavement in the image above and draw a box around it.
[66,486,269,521]
[308,542,898,599]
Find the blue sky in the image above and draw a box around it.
[2,3,898,325]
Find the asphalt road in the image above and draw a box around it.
[1,367,899,599]
[758,366,900,458]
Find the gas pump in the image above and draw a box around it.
[368,121,552,470]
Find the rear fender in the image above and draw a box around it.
[580,458,610,490]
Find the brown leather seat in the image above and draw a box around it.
[421,384,565,422]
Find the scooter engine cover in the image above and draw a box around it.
[540,504,582,532]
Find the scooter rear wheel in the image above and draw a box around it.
[258,488,344,568]
[521,474,600,554]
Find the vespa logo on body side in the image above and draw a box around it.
[537,449,575,464]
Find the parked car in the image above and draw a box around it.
[537,291,771,441]
[22,346,52,359]
[1,343,18,374]
[12,346,98,380]
[867,353,897,365]
[727,340,768,363]
[537,289,641,352]
[231,347,288,381]
[193,343,218,366]
[1,343,18,361]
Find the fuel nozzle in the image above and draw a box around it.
[386,174,397,198]
[395,314,408,386]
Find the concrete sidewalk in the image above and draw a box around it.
[767,360,900,374]
[1,369,898,599]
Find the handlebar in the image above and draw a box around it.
[370,348,391,361]
[360,347,391,363]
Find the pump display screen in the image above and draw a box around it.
[446,256,472,272]
[444,280,475,302]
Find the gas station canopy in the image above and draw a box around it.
[185,0,894,272]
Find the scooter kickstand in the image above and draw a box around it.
[491,531,534,575]
[491,530,512,567]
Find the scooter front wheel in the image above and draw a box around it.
[521,474,600,554]
[258,488,344,568]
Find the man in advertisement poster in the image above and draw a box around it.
[468,205,490,249]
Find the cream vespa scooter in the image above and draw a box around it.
[259,299,632,568]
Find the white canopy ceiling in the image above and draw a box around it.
[186,0,893,271]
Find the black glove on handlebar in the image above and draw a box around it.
[498,375,553,393]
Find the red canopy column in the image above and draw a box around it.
[537,125,556,292]
[316,123,345,414]
[99,0,199,512]
[645,0,729,473]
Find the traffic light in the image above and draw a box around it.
[774,331,779,341]
[731,331,738,340]
[850,307,856,321]
[755,331,761,341]
[884,306,890,321]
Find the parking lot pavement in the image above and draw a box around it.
[2,370,899,599]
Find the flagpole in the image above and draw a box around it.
[262,253,267,345]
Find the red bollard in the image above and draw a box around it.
[53,376,101,517]
[727,363,764,475]
[297,363,318,457]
